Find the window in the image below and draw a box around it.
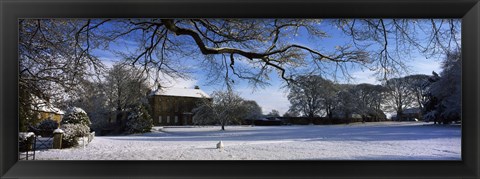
[159,116,162,123]
[167,116,170,123]
[174,116,178,123]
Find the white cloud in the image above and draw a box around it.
[169,78,198,88]
[348,57,442,85]
[148,72,198,89]
[100,59,117,68]
[236,85,290,115]
[350,70,379,84]
[409,57,442,75]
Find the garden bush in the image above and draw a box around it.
[125,105,153,134]
[61,107,92,126]
[60,107,92,148]
[60,123,90,148]
[36,119,59,137]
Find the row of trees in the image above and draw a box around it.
[286,51,461,123]
[286,75,391,120]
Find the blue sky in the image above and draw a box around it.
[93,19,449,115]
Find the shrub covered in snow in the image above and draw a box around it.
[423,50,461,124]
[125,105,153,134]
[60,123,91,148]
[61,107,91,126]
[59,107,93,148]
[36,119,59,137]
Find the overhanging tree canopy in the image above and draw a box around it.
[18,18,461,130]
[20,18,461,92]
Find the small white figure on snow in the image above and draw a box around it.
[216,141,224,149]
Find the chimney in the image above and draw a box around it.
[194,85,200,89]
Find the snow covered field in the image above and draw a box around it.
[35,122,461,160]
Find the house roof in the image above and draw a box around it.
[31,96,65,115]
[150,87,210,98]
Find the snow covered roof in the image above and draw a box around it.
[150,87,210,98]
[37,103,65,115]
[31,96,65,115]
[65,107,87,115]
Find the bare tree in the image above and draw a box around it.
[191,98,215,126]
[282,111,299,117]
[266,109,281,117]
[193,89,246,130]
[335,19,460,79]
[287,75,336,118]
[19,19,461,95]
[287,75,324,118]
[384,77,416,120]
[104,63,150,123]
[383,74,431,121]
[69,79,109,131]
[349,83,387,121]
[321,80,339,119]
[242,100,263,120]
[19,19,382,88]
[20,18,461,92]
[336,84,357,119]
[403,74,430,112]
[19,19,106,99]
[19,19,106,131]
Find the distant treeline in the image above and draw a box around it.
[244,117,389,126]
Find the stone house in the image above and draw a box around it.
[32,97,64,124]
[148,86,210,126]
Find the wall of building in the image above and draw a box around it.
[38,112,62,124]
[149,95,205,126]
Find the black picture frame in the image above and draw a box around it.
[1,0,479,178]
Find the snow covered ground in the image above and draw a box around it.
[35,122,461,160]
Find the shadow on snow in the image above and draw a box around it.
[104,123,460,142]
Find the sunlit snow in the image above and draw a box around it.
[35,122,461,160]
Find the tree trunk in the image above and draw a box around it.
[221,124,225,131]
[397,106,403,121]
[308,111,314,118]
[116,109,122,124]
